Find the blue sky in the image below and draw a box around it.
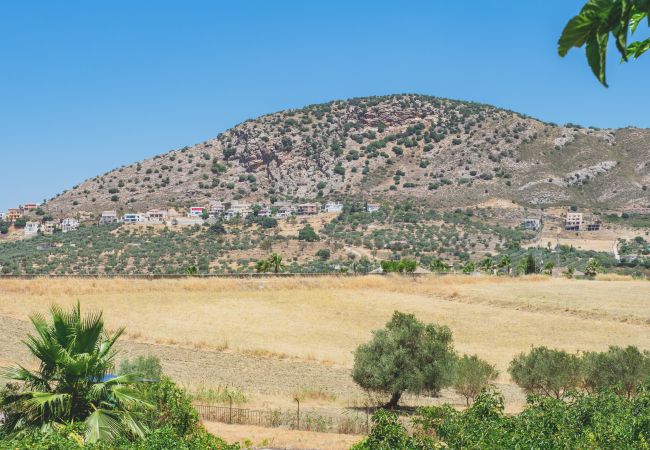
[1,1,649,211]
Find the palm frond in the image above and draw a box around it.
[24,391,72,418]
[118,410,149,439]
[84,408,124,443]
[109,384,152,409]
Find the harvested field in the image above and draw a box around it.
[1,275,649,416]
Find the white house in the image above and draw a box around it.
[366,203,380,213]
[61,218,80,233]
[208,202,225,219]
[323,202,343,213]
[230,201,252,217]
[99,211,119,225]
[24,221,40,236]
[187,206,205,218]
[0,212,5,221]
[258,207,272,217]
[523,218,541,230]
[42,221,57,235]
[145,209,167,223]
[122,213,145,224]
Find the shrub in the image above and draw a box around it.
[298,224,319,242]
[581,346,650,398]
[508,346,581,398]
[352,311,456,407]
[119,355,163,380]
[315,248,331,260]
[381,259,417,273]
[453,355,499,406]
[351,409,435,450]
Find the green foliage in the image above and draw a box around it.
[298,224,319,242]
[429,258,450,273]
[518,253,537,275]
[0,424,239,449]
[351,409,437,450]
[315,248,331,260]
[381,258,417,273]
[452,355,499,406]
[0,302,149,443]
[508,346,582,398]
[118,356,162,380]
[582,345,650,397]
[559,0,650,86]
[584,257,601,277]
[255,253,285,273]
[352,311,456,407]
[14,217,27,228]
[416,386,650,449]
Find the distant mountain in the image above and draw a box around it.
[44,94,650,217]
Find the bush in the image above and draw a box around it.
[416,386,650,449]
[352,311,456,407]
[351,409,435,450]
[453,355,499,406]
[381,258,417,273]
[315,248,331,260]
[581,346,650,397]
[119,355,163,380]
[298,224,319,242]
[508,346,581,398]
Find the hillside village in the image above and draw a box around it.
[0,200,380,236]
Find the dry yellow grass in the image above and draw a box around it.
[203,421,362,450]
[1,276,649,378]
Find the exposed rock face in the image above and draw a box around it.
[44,94,650,217]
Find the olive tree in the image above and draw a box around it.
[582,346,650,398]
[453,354,499,406]
[352,311,456,408]
[508,346,582,398]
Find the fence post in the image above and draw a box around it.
[295,398,300,431]
[229,397,233,424]
[366,405,370,434]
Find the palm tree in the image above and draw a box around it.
[0,302,150,442]
[268,253,285,274]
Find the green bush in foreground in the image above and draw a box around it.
[0,425,238,450]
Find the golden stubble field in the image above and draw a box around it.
[1,275,649,410]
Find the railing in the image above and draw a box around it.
[195,403,370,435]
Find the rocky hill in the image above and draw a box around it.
[44,94,650,217]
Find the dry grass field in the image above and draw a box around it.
[1,275,649,446]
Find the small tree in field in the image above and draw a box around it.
[352,311,456,408]
[584,258,600,277]
[453,354,499,406]
[582,346,650,398]
[509,346,581,398]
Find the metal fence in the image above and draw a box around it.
[195,403,370,435]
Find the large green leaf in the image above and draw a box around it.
[84,409,123,443]
[586,29,610,86]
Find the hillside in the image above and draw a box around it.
[43,94,650,217]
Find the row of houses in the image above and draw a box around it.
[99,201,381,225]
[0,203,40,222]
[23,218,80,237]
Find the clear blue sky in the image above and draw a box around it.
[1,1,649,211]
